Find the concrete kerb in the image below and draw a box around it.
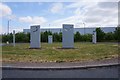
[2,63,119,70]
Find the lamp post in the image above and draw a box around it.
[8,19,11,34]
[49,24,50,32]
[6,19,11,44]
[48,24,53,44]
[83,22,85,35]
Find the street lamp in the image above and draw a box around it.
[6,19,11,44]
[49,24,50,32]
[8,19,11,34]
[83,22,85,35]
[48,24,53,44]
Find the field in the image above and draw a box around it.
[2,42,118,63]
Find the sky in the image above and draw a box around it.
[0,0,119,34]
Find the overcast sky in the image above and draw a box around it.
[0,0,119,34]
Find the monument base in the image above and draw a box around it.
[57,47,77,49]
[29,47,41,49]
[62,47,74,49]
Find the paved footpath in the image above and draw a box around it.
[2,58,120,70]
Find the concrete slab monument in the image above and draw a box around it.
[13,30,15,47]
[48,35,53,44]
[30,25,40,48]
[92,30,97,44]
[62,24,74,48]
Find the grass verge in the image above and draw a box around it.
[2,42,118,63]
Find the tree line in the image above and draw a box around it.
[1,27,120,43]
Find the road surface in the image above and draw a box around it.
[2,66,119,78]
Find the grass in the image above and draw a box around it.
[2,42,118,63]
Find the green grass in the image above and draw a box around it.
[2,42,118,63]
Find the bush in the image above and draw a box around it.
[81,34,92,42]
[2,27,119,43]
[96,27,105,42]
[114,27,120,42]
[74,31,81,42]
[104,32,115,41]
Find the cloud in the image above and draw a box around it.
[0,26,2,34]
[50,2,64,14]
[66,2,97,9]
[84,17,101,23]
[49,15,84,28]
[74,8,82,15]
[0,3,12,17]
[83,2,118,26]
[19,16,32,23]
[48,2,118,28]
[98,2,118,9]
[66,2,82,9]
[19,16,47,25]
[7,14,16,20]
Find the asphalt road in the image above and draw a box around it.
[2,66,119,78]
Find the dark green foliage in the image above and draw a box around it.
[53,32,61,42]
[41,31,48,42]
[2,33,30,43]
[74,31,81,42]
[96,27,105,42]
[41,31,52,42]
[114,27,120,42]
[59,32,62,42]
[2,27,119,43]
[81,34,92,42]
[74,32,92,42]
[104,32,115,41]
[15,32,30,42]
[2,33,13,43]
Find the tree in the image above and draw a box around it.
[96,27,105,42]
[59,32,62,42]
[114,26,120,42]
[15,32,29,42]
[2,33,13,43]
[41,31,53,42]
[53,33,60,42]
[81,34,92,42]
[48,31,52,35]
[26,33,30,42]
[41,31,48,42]
[74,32,81,42]
[104,32,115,41]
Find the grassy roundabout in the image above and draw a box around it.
[2,42,118,63]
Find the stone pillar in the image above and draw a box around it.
[62,24,74,48]
[13,30,15,47]
[30,25,40,48]
[92,30,97,44]
[48,35,53,44]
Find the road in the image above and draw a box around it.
[2,66,119,78]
